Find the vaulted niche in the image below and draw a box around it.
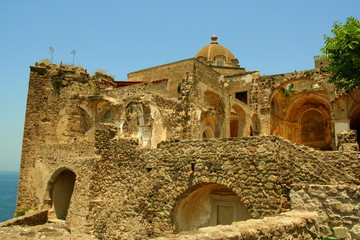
[50,169,76,220]
[270,79,332,149]
[300,109,326,145]
[173,183,250,232]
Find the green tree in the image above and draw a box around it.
[317,17,360,92]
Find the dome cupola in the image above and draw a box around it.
[195,35,239,68]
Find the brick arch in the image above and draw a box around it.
[172,182,251,232]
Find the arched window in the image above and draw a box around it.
[217,60,223,66]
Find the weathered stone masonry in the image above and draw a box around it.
[12,36,360,240]
[89,124,358,238]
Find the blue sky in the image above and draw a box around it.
[0,0,360,171]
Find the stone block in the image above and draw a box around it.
[333,226,351,239]
[351,224,360,239]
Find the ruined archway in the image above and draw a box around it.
[123,102,152,147]
[201,91,225,138]
[230,105,246,137]
[286,97,332,149]
[202,126,215,138]
[270,79,331,149]
[48,169,76,220]
[173,183,251,232]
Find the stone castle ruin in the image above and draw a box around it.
[10,36,360,239]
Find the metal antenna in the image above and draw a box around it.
[71,49,77,66]
[49,47,54,63]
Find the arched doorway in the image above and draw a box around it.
[201,91,224,138]
[173,183,251,232]
[51,169,76,220]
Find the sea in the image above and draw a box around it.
[0,171,19,222]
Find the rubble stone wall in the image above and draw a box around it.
[0,210,48,228]
[291,184,360,239]
[89,124,359,239]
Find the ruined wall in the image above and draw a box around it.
[127,59,196,94]
[89,124,359,239]
[210,65,246,76]
[291,184,360,239]
[17,62,99,231]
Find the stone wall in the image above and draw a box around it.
[127,58,195,94]
[0,210,48,227]
[88,124,359,239]
[337,129,359,151]
[153,211,322,240]
[291,184,360,239]
[17,63,98,231]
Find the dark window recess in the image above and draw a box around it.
[235,91,248,104]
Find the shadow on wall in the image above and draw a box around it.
[173,183,251,232]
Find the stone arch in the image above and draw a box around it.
[270,78,332,149]
[173,183,251,232]
[230,104,246,137]
[201,91,225,138]
[46,168,76,220]
[269,78,327,119]
[202,126,215,138]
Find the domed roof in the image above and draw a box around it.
[195,35,239,67]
